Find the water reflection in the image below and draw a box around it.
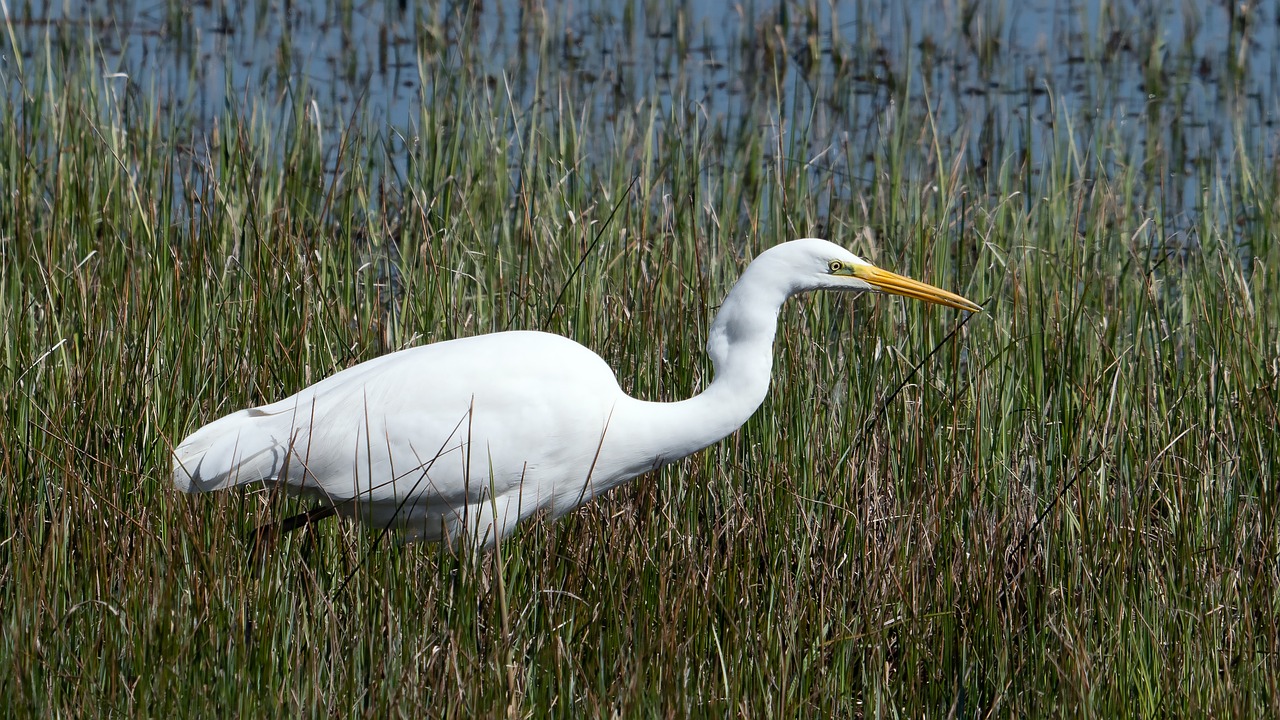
[3,0,1276,234]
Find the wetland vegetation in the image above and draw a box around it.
[2,0,1278,715]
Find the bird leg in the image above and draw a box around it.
[246,504,338,558]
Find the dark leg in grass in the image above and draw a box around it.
[247,505,338,558]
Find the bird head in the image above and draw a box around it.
[774,238,982,312]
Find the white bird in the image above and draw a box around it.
[173,238,980,547]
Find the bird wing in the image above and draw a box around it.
[174,331,624,518]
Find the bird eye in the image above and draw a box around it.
[827,260,843,273]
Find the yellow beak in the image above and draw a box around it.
[852,265,982,312]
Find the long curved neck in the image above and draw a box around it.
[616,259,796,469]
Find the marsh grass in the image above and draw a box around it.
[2,2,1279,717]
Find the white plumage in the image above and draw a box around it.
[173,238,980,546]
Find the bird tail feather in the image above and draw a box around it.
[172,408,295,493]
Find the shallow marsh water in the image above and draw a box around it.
[7,0,1277,226]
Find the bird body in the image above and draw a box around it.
[173,239,980,546]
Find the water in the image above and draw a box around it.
[3,0,1277,232]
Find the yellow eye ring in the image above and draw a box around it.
[828,260,844,273]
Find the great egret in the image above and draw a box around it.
[173,238,980,547]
